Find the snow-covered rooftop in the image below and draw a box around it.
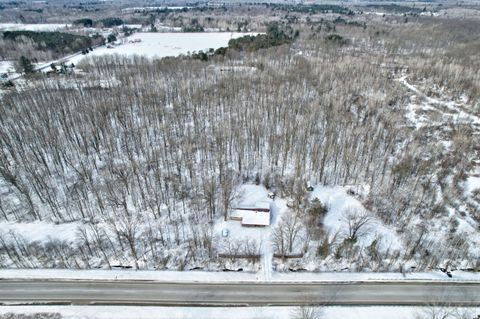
[255,201,271,210]
[241,211,270,226]
[230,209,270,226]
[235,201,271,211]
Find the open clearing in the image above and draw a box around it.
[70,32,254,64]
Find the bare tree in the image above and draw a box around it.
[343,208,373,243]
[273,210,305,255]
[220,170,240,221]
[415,305,475,319]
[291,305,324,319]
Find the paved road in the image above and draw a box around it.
[0,280,479,306]
[6,43,106,81]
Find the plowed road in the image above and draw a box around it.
[0,280,479,306]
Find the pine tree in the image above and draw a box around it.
[19,56,34,74]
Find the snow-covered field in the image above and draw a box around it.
[0,305,478,319]
[70,32,253,64]
[0,23,70,31]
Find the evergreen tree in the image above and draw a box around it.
[107,34,117,43]
[19,56,34,74]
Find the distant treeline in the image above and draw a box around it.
[190,23,297,61]
[270,4,354,15]
[182,18,204,32]
[2,31,102,54]
[73,17,125,28]
[365,4,426,14]
[227,23,297,52]
[129,7,190,14]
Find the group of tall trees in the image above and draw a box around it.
[0,31,104,63]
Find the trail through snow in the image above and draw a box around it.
[397,75,480,128]
[261,230,273,281]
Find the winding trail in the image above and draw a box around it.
[397,75,480,129]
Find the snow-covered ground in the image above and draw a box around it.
[69,32,253,64]
[395,74,480,267]
[0,305,478,319]
[0,61,15,74]
[0,221,80,244]
[1,180,477,280]
[465,176,480,195]
[1,183,478,273]
[311,186,403,252]
[0,60,18,80]
[398,75,480,130]
[0,268,478,282]
[214,184,287,278]
[123,24,143,29]
[0,23,70,31]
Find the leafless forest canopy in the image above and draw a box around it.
[0,4,479,271]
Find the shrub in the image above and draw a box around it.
[317,236,330,258]
[325,33,349,45]
[73,18,93,27]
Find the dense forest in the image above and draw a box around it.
[3,31,93,52]
[0,6,479,273]
[0,31,104,62]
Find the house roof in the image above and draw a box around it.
[234,201,271,212]
[240,210,270,226]
[255,201,271,210]
[230,209,270,226]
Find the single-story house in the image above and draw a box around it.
[230,201,271,227]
